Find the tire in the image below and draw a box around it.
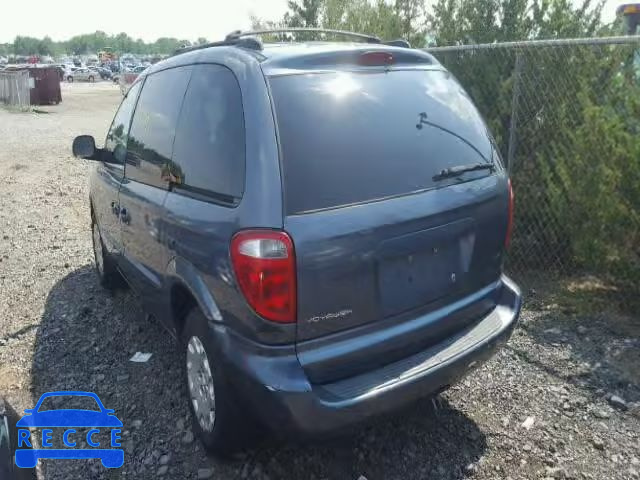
[91,217,125,291]
[181,309,260,456]
[67,76,73,82]
[88,75,95,82]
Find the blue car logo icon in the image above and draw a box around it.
[15,391,123,469]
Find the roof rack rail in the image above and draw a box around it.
[173,36,263,55]
[225,28,381,44]
[171,29,410,57]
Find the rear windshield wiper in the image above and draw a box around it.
[433,162,495,181]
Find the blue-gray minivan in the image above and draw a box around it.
[72,30,522,455]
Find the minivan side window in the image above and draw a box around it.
[125,67,192,188]
[170,64,246,203]
[104,81,141,166]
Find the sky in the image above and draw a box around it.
[0,0,623,44]
[0,0,291,43]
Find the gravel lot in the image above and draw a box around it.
[0,83,639,480]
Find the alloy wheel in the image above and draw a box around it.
[186,336,216,432]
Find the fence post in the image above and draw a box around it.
[15,76,21,109]
[507,51,523,173]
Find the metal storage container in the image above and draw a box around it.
[27,66,62,105]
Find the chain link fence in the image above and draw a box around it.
[0,70,30,110]
[427,37,640,315]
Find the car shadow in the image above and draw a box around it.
[32,264,487,479]
[244,399,488,480]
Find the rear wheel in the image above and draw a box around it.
[88,75,95,82]
[182,309,259,456]
[67,76,73,82]
[91,218,124,290]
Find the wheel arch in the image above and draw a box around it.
[165,256,223,336]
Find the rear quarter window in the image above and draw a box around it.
[170,64,245,203]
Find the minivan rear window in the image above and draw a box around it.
[268,70,493,214]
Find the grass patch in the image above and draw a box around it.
[0,104,31,113]
[520,271,639,337]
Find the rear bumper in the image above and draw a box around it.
[219,275,522,436]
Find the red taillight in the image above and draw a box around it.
[359,51,394,66]
[230,230,296,323]
[505,179,514,248]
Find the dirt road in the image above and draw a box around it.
[0,83,638,479]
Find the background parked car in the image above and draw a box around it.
[97,67,112,80]
[66,68,96,83]
[53,65,66,80]
[117,67,147,95]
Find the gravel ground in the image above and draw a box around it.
[0,83,639,480]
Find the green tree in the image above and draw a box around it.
[394,0,427,46]
[151,37,184,54]
[250,14,291,42]
[260,0,429,46]
[113,32,135,53]
[38,36,55,56]
[428,0,603,45]
[428,0,640,289]
[65,32,107,55]
[13,36,41,55]
[134,38,146,54]
[327,0,402,39]
[535,54,640,283]
[427,0,604,147]
[287,0,324,27]
[6,32,215,58]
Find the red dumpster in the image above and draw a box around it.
[27,66,62,105]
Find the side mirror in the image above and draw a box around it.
[72,135,97,159]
